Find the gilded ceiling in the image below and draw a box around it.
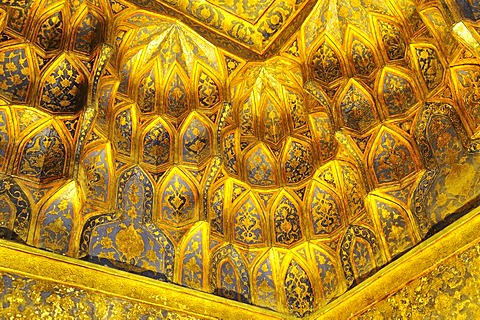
[0,0,480,317]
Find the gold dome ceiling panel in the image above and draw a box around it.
[119,0,317,57]
[1,0,480,318]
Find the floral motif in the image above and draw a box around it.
[0,110,10,168]
[0,48,31,103]
[340,225,382,286]
[309,184,342,235]
[283,140,314,184]
[310,113,337,163]
[284,260,315,317]
[114,109,133,156]
[39,57,86,113]
[97,83,113,131]
[351,39,376,76]
[245,146,276,186]
[311,41,343,84]
[89,167,175,280]
[83,147,110,203]
[374,197,414,258]
[161,173,196,226]
[137,69,156,113]
[166,71,189,118]
[19,125,66,180]
[340,163,365,218]
[181,228,204,289]
[339,83,376,133]
[372,130,416,185]
[455,67,480,128]
[415,47,444,91]
[233,197,264,245]
[223,131,238,174]
[254,254,276,309]
[38,183,76,254]
[240,99,255,136]
[273,195,302,245]
[36,11,63,51]
[262,99,285,145]
[382,72,417,116]
[257,2,293,40]
[0,178,30,241]
[378,21,406,60]
[74,12,102,54]
[210,184,225,235]
[313,249,339,302]
[210,245,250,303]
[182,117,211,164]
[288,92,306,129]
[142,120,171,167]
[197,71,220,108]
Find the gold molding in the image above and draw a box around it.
[0,239,288,319]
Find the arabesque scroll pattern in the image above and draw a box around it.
[0,0,480,317]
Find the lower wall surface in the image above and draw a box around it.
[357,238,480,319]
[0,271,201,319]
